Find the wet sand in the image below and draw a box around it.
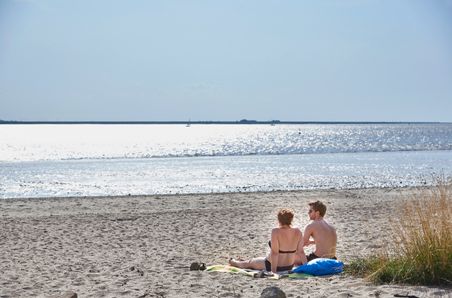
[0,187,450,297]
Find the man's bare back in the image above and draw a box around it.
[298,201,337,263]
[304,218,337,258]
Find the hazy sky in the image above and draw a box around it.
[1,0,451,122]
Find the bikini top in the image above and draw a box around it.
[268,240,297,254]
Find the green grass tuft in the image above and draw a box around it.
[346,178,452,286]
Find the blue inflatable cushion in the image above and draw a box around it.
[291,258,344,276]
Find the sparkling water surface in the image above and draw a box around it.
[1,124,451,199]
[1,124,451,162]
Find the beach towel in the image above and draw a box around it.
[291,258,344,276]
[205,265,312,279]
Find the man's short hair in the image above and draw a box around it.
[277,208,294,226]
[309,201,327,217]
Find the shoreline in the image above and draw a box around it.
[1,187,450,297]
[3,149,451,200]
[0,184,434,202]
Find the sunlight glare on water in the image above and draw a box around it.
[0,124,451,162]
[1,124,451,198]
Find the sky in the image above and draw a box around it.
[0,0,451,122]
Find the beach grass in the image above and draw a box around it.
[346,179,452,285]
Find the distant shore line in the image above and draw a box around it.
[0,120,447,125]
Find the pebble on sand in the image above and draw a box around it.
[60,291,77,298]
[260,286,286,298]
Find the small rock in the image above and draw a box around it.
[261,286,286,298]
[136,268,144,276]
[61,291,77,298]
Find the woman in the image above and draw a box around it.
[229,208,307,273]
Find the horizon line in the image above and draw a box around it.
[0,119,449,125]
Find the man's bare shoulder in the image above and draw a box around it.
[304,222,316,232]
[306,219,332,231]
[305,221,320,228]
[323,219,336,230]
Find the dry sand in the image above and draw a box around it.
[0,187,451,298]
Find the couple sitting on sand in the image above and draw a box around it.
[229,201,337,274]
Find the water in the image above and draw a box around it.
[1,124,451,162]
[1,124,451,199]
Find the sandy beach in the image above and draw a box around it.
[1,187,451,298]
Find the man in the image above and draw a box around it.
[297,200,337,264]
